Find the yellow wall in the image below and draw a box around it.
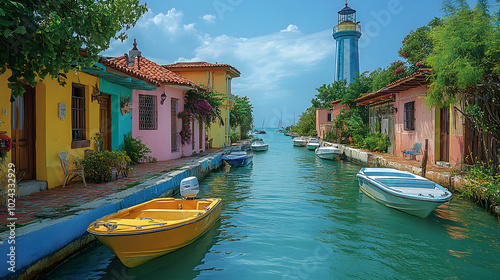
[172,70,235,148]
[0,71,13,167]
[1,70,100,188]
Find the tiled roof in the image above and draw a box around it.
[104,56,199,87]
[355,69,431,106]
[332,99,343,105]
[164,61,241,76]
[99,57,161,87]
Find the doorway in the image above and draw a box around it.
[11,86,36,181]
[98,94,112,151]
[440,107,450,162]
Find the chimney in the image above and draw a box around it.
[127,39,142,67]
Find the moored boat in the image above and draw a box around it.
[356,168,452,218]
[250,139,269,151]
[222,151,253,167]
[292,137,307,147]
[315,144,341,160]
[306,139,320,150]
[87,177,222,267]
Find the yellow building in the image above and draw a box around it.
[0,63,155,190]
[163,62,240,148]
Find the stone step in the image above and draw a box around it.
[17,180,47,197]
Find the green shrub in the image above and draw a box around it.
[82,151,132,183]
[120,132,152,165]
[461,163,500,205]
[230,132,240,143]
[363,132,391,152]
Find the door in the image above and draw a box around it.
[98,94,112,151]
[440,107,450,162]
[11,86,36,181]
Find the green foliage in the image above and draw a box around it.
[0,0,148,100]
[370,61,410,92]
[82,150,132,184]
[295,107,316,136]
[120,132,152,165]
[461,163,500,206]
[230,132,240,143]
[230,95,254,139]
[311,81,347,109]
[398,17,443,66]
[362,132,391,152]
[425,1,500,165]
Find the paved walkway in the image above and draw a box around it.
[1,148,453,227]
[1,149,223,226]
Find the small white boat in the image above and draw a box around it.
[315,144,341,160]
[292,137,307,147]
[306,139,320,151]
[356,168,452,218]
[251,139,269,152]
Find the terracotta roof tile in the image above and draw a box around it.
[164,61,241,76]
[104,55,199,88]
[99,57,161,87]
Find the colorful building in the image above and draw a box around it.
[105,43,205,161]
[316,108,332,140]
[164,62,241,148]
[1,69,100,189]
[355,69,466,168]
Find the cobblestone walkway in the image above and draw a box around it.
[1,149,222,226]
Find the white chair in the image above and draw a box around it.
[58,152,87,187]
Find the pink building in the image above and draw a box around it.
[316,108,332,139]
[356,69,466,168]
[105,45,205,161]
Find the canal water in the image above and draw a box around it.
[43,131,500,280]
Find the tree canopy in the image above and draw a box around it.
[425,1,500,155]
[1,0,148,101]
[230,95,254,138]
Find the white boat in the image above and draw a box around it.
[251,139,269,151]
[292,137,307,147]
[306,139,320,150]
[315,145,341,160]
[356,168,452,218]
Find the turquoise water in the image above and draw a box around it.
[43,131,500,279]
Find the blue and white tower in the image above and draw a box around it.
[333,2,361,85]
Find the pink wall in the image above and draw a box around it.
[316,108,331,139]
[394,85,436,163]
[333,103,347,120]
[450,105,464,168]
[132,86,204,162]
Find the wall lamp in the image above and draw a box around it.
[160,92,167,105]
[391,105,398,113]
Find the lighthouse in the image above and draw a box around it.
[333,2,361,85]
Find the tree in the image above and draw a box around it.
[230,95,254,139]
[311,80,347,109]
[426,0,500,164]
[295,107,316,136]
[0,0,148,101]
[398,17,443,67]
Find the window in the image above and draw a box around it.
[139,94,157,130]
[72,84,86,141]
[404,101,415,130]
[327,113,332,122]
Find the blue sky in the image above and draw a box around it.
[102,0,489,128]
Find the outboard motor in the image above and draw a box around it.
[180,176,199,199]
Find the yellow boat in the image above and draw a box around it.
[87,177,222,267]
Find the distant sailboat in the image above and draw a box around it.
[256,119,266,134]
[276,113,283,133]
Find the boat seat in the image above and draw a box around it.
[136,209,203,221]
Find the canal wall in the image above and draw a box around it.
[0,152,224,280]
[336,144,466,189]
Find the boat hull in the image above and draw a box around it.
[251,144,268,151]
[222,153,253,167]
[306,143,319,150]
[293,140,306,147]
[315,152,339,160]
[88,198,222,267]
[356,168,452,218]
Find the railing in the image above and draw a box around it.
[333,23,361,33]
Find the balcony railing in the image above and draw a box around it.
[333,23,361,34]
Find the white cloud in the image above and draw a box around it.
[190,29,333,100]
[138,8,190,34]
[280,24,299,33]
[203,14,216,23]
